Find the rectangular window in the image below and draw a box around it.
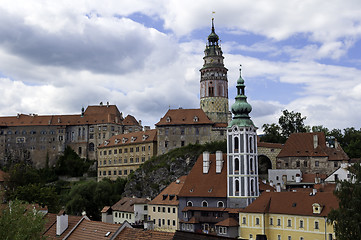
[242,217,246,224]
[114,149,117,154]
[278,235,281,240]
[124,148,128,153]
[304,161,308,167]
[256,218,260,225]
[315,161,319,167]
[108,171,111,175]
[167,219,170,225]
[168,207,170,213]
[124,170,128,175]
[277,219,281,226]
[158,207,161,212]
[114,170,116,175]
[153,207,156,212]
[181,141,185,146]
[288,236,291,240]
[173,208,176,213]
[299,220,304,228]
[130,148,133,152]
[118,170,122,175]
[136,147,139,152]
[270,218,273,225]
[162,207,165,212]
[119,148,122,153]
[315,221,319,229]
[173,220,176,226]
[103,171,106,175]
[158,219,161,226]
[287,219,292,227]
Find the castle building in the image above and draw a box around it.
[0,103,142,168]
[200,18,229,124]
[97,129,157,181]
[156,19,228,155]
[227,67,259,209]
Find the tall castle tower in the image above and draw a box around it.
[200,19,229,124]
[227,67,259,208]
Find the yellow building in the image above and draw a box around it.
[239,191,338,240]
[97,129,157,181]
[148,176,187,232]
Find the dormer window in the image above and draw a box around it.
[114,139,120,144]
[193,116,199,122]
[142,135,149,141]
[312,203,322,214]
[122,137,128,143]
[166,116,171,123]
[104,141,109,146]
[131,136,137,142]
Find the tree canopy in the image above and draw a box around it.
[328,164,361,239]
[55,146,92,177]
[0,200,46,240]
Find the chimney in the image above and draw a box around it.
[56,211,68,236]
[203,151,210,174]
[139,120,142,126]
[81,107,84,117]
[216,151,223,173]
[107,101,109,107]
[276,183,281,192]
[335,139,339,148]
[57,117,61,123]
[295,174,301,183]
[313,134,318,149]
[315,172,320,184]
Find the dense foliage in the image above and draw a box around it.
[328,164,361,239]
[55,146,92,177]
[0,200,46,240]
[65,178,127,220]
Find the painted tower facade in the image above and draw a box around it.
[200,19,229,124]
[227,67,259,208]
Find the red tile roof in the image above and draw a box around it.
[178,153,227,198]
[259,181,275,192]
[257,142,284,149]
[241,191,339,217]
[64,219,121,240]
[156,109,213,126]
[149,176,187,206]
[215,217,239,227]
[98,129,157,148]
[111,197,150,213]
[0,105,124,126]
[123,115,140,126]
[277,132,348,161]
[114,227,174,240]
[301,173,327,183]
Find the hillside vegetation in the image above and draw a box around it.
[123,141,226,199]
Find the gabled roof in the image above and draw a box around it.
[178,153,227,198]
[114,227,174,240]
[111,197,150,213]
[64,219,121,240]
[277,132,348,161]
[122,115,140,126]
[301,173,327,183]
[98,129,157,148]
[241,191,338,217]
[155,108,214,126]
[149,176,187,206]
[43,213,84,239]
[257,141,284,149]
[0,105,125,127]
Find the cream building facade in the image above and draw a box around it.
[239,192,337,240]
[97,129,157,181]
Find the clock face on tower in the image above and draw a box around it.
[210,58,214,63]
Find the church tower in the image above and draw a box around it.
[200,19,229,124]
[227,67,259,208]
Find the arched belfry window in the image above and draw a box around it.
[202,201,208,207]
[249,136,253,153]
[235,179,240,193]
[209,87,214,97]
[187,201,193,207]
[251,179,255,196]
[235,158,239,173]
[234,137,239,152]
[250,158,253,173]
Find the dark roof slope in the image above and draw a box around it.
[98,129,157,148]
[114,227,174,240]
[178,153,227,198]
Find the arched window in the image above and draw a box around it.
[234,137,239,151]
[89,142,95,152]
[235,158,240,173]
[251,179,255,196]
[187,201,193,207]
[235,179,240,193]
[202,200,208,207]
[217,201,224,208]
[249,136,253,153]
[250,158,253,173]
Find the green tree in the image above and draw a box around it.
[278,109,307,138]
[55,146,91,177]
[328,164,361,239]
[260,123,286,143]
[0,199,46,240]
[312,125,329,134]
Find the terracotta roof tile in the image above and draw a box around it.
[149,176,187,206]
[259,181,275,192]
[257,142,284,149]
[178,153,227,198]
[101,206,111,213]
[156,109,213,126]
[43,214,83,239]
[241,191,339,217]
[111,197,150,213]
[182,206,226,212]
[65,219,121,240]
[301,173,327,183]
[215,217,239,227]
[114,227,174,240]
[99,129,157,148]
[277,132,348,161]
[0,105,125,127]
[123,115,140,126]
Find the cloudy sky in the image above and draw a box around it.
[1,0,361,132]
